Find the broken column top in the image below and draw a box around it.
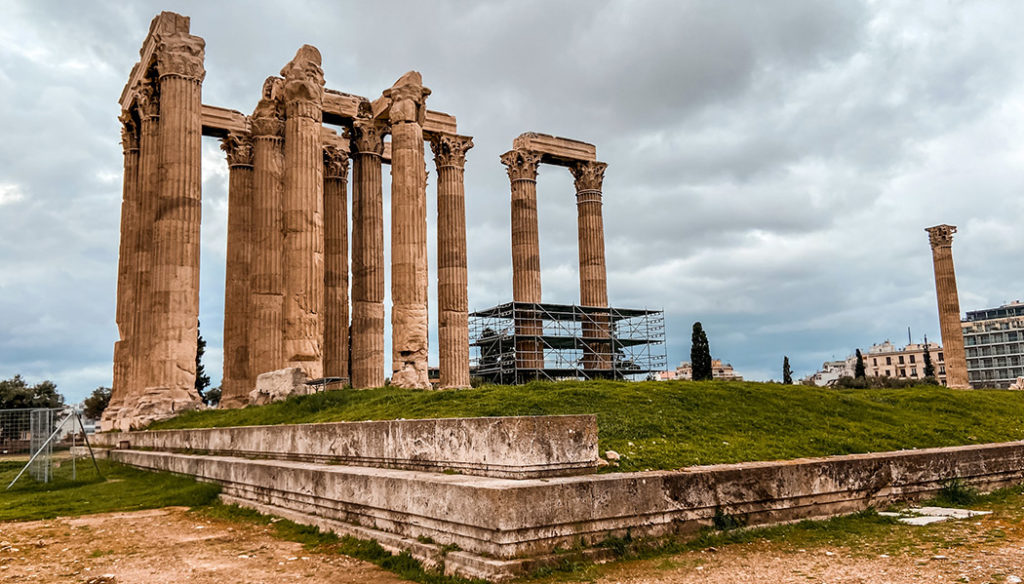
[512,132,597,166]
[382,71,431,124]
[149,11,190,37]
[926,224,957,248]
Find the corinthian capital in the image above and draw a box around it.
[348,117,387,156]
[926,224,957,249]
[429,134,473,169]
[500,149,542,182]
[135,78,160,120]
[280,45,324,116]
[220,131,254,167]
[251,77,285,138]
[156,33,206,82]
[323,145,350,179]
[569,161,607,192]
[119,111,139,152]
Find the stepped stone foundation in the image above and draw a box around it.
[96,415,1024,582]
[106,11,473,429]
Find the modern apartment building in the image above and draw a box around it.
[962,301,1024,388]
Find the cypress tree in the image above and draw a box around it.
[923,335,937,382]
[783,356,793,385]
[691,322,713,381]
[854,348,866,379]
[195,321,211,400]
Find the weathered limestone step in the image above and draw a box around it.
[92,415,600,479]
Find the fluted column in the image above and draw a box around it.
[431,134,473,389]
[249,78,287,383]
[323,145,350,381]
[571,161,610,373]
[219,131,254,408]
[387,72,432,389]
[149,31,205,409]
[280,45,326,379]
[500,148,544,374]
[109,111,140,421]
[927,225,970,389]
[349,118,387,388]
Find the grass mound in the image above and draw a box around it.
[0,459,221,522]
[150,380,1024,472]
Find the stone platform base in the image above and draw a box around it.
[101,440,1024,581]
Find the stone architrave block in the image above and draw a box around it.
[249,367,311,405]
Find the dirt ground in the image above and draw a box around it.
[2,507,1024,583]
[0,507,406,584]
[591,541,1024,584]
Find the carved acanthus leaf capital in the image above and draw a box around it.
[119,111,139,152]
[156,33,205,82]
[430,134,473,169]
[569,161,607,192]
[220,131,254,167]
[323,145,350,179]
[135,78,160,120]
[281,45,324,114]
[500,149,542,182]
[926,224,957,249]
[348,118,388,156]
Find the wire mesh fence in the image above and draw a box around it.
[0,407,77,482]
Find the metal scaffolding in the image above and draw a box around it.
[470,301,666,384]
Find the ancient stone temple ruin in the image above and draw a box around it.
[105,12,473,429]
[926,224,970,389]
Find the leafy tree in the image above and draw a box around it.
[922,335,938,384]
[690,322,713,381]
[0,375,64,409]
[82,386,111,420]
[195,321,211,400]
[854,349,866,379]
[783,356,793,385]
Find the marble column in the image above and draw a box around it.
[149,31,205,409]
[249,78,287,383]
[570,160,610,373]
[500,148,544,374]
[109,111,140,422]
[927,225,970,389]
[349,117,387,389]
[280,45,326,379]
[219,131,255,408]
[323,145,350,381]
[386,72,432,389]
[430,134,473,389]
[131,79,162,398]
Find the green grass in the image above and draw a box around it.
[0,458,221,522]
[150,380,1024,471]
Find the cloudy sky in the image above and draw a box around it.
[2,1,1022,403]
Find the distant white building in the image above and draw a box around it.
[656,360,743,381]
[803,340,946,386]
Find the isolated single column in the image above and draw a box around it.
[570,160,610,372]
[280,45,326,379]
[387,72,432,389]
[430,134,474,389]
[219,131,255,408]
[500,148,544,374]
[926,224,970,389]
[323,144,350,382]
[148,28,205,410]
[349,117,388,389]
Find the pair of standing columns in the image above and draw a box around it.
[500,149,610,373]
[106,28,206,429]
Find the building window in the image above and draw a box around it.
[911,367,918,377]
[899,369,906,377]
[885,369,891,376]
[938,353,943,362]
[898,356,905,364]
[910,355,916,364]
[886,357,892,365]
[873,358,877,366]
